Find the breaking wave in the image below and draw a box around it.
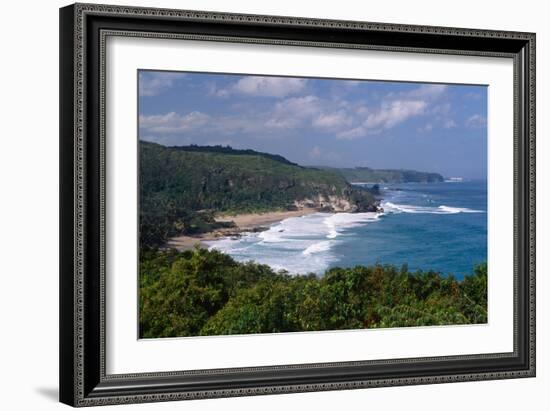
[207,212,381,274]
[382,202,484,214]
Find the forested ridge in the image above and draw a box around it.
[334,166,445,183]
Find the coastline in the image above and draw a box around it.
[166,208,317,251]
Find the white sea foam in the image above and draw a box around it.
[208,200,482,274]
[323,212,380,239]
[207,211,381,274]
[438,205,483,213]
[258,214,331,245]
[206,233,257,253]
[302,241,332,256]
[382,202,484,214]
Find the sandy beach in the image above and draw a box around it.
[167,208,317,251]
[215,208,317,229]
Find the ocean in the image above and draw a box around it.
[207,181,487,279]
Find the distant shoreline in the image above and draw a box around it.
[166,208,317,251]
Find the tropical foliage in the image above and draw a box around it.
[139,248,487,338]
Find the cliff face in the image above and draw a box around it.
[294,194,377,213]
[294,196,354,212]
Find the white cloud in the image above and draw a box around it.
[312,111,354,131]
[401,84,448,100]
[465,114,487,128]
[275,95,320,117]
[140,82,456,142]
[443,119,457,129]
[336,126,369,140]
[141,93,354,140]
[265,95,321,129]
[265,95,356,134]
[139,111,210,134]
[338,99,427,139]
[214,76,307,98]
[139,72,186,97]
[428,102,458,130]
[335,84,451,139]
[140,110,267,137]
[365,100,427,129]
[464,91,483,100]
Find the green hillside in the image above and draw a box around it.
[140,142,377,247]
[335,167,444,183]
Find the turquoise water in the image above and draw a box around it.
[207,181,487,279]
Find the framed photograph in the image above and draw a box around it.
[59,3,536,407]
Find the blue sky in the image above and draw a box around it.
[139,70,487,179]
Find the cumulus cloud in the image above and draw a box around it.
[265,95,355,134]
[214,76,307,98]
[334,84,457,139]
[140,82,457,142]
[403,84,448,99]
[337,99,428,139]
[265,95,321,129]
[139,111,210,134]
[140,110,267,137]
[312,111,354,132]
[365,100,427,129]
[425,102,458,130]
[443,119,457,129]
[465,114,487,128]
[139,72,186,97]
[464,91,483,100]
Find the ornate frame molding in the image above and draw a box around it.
[60,3,535,407]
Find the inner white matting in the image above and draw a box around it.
[106,35,514,374]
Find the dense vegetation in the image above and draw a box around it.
[165,144,299,166]
[139,248,487,338]
[140,142,376,247]
[335,167,445,183]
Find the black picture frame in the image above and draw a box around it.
[59,3,536,407]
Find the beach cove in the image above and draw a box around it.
[177,181,488,278]
[166,208,318,250]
